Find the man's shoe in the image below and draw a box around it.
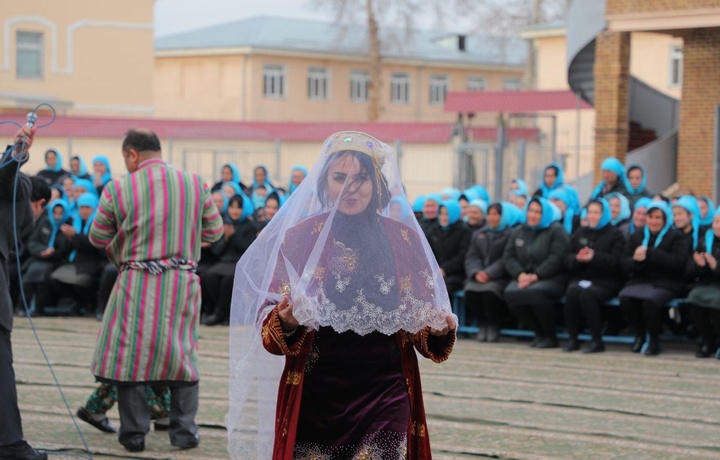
[121,437,145,453]
[563,338,580,352]
[536,338,559,349]
[529,336,543,348]
[76,407,116,433]
[631,335,645,353]
[202,314,226,326]
[643,341,661,356]
[171,434,200,449]
[582,341,605,354]
[0,440,48,460]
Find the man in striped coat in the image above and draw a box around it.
[89,129,223,452]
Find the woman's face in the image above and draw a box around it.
[602,169,618,186]
[526,201,542,227]
[438,207,449,227]
[265,197,279,220]
[544,168,557,188]
[486,207,500,228]
[459,199,469,219]
[627,168,643,190]
[550,198,566,215]
[50,188,61,201]
[326,155,373,216]
[510,181,519,191]
[647,209,666,233]
[52,205,64,222]
[673,207,691,230]
[212,192,225,213]
[389,202,403,221]
[466,206,483,226]
[633,206,648,229]
[699,199,709,219]
[71,158,80,174]
[609,197,621,220]
[227,201,243,221]
[586,202,602,228]
[516,195,527,210]
[254,167,266,184]
[46,151,57,168]
[222,185,236,199]
[255,187,268,199]
[423,199,439,219]
[291,169,305,186]
[713,213,720,237]
[94,161,107,176]
[222,166,233,182]
[79,206,94,221]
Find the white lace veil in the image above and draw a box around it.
[227,131,455,459]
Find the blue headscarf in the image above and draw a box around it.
[674,195,700,250]
[467,199,488,216]
[526,197,556,230]
[288,165,307,195]
[512,178,528,196]
[629,197,654,235]
[251,186,270,210]
[252,165,273,189]
[228,193,255,222]
[71,156,89,178]
[92,156,112,186]
[49,184,66,201]
[698,196,715,227]
[423,193,443,219]
[548,188,576,234]
[69,193,99,262]
[625,164,647,194]
[222,181,244,197]
[488,202,515,232]
[224,164,242,183]
[641,201,673,248]
[469,185,490,203]
[412,195,426,213]
[539,163,564,198]
[388,196,410,220]
[441,187,462,201]
[213,191,229,215]
[46,199,71,248]
[439,200,461,230]
[510,189,529,208]
[45,149,63,172]
[461,188,481,202]
[590,157,625,200]
[606,192,631,226]
[588,198,612,230]
[705,208,720,253]
[73,178,98,197]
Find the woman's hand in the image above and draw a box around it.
[430,315,456,336]
[518,273,538,289]
[694,252,707,267]
[474,271,489,283]
[60,224,76,238]
[705,253,718,270]
[576,247,594,263]
[277,296,299,333]
[223,223,235,240]
[633,246,647,262]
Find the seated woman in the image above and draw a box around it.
[533,163,565,198]
[246,165,274,198]
[464,199,487,232]
[91,155,112,195]
[549,188,580,235]
[202,194,257,326]
[624,164,653,209]
[411,195,426,221]
[37,148,69,185]
[619,201,691,356]
[288,165,307,195]
[258,190,285,232]
[563,198,626,353]
[606,192,632,237]
[22,199,73,315]
[589,157,627,201]
[504,197,569,348]
[427,200,471,302]
[221,181,244,200]
[419,193,442,236]
[673,196,701,252]
[69,155,91,180]
[464,202,515,342]
[697,196,715,236]
[211,164,246,193]
[686,211,720,358]
[629,197,653,237]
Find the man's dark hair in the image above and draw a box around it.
[121,128,161,153]
[30,176,51,203]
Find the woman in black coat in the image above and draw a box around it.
[503,197,569,348]
[463,202,516,342]
[619,201,691,356]
[563,198,626,353]
[427,200,471,303]
[685,215,720,358]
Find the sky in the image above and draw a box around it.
[154,0,451,37]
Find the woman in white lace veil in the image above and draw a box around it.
[228,131,456,459]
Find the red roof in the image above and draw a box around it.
[0,115,540,143]
[445,90,591,113]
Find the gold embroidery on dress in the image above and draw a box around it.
[401,228,411,245]
[279,280,291,296]
[406,378,412,397]
[285,371,302,385]
[261,327,269,344]
[312,221,325,235]
[418,424,426,438]
[330,240,358,292]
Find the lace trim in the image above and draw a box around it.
[294,430,407,460]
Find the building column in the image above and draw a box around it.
[593,31,631,182]
[677,29,720,197]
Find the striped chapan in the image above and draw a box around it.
[89,158,223,383]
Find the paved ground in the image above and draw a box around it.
[10,316,720,459]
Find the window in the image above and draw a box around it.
[669,45,683,87]
[503,77,522,91]
[308,67,329,100]
[391,72,410,104]
[16,31,43,79]
[429,75,449,105]
[467,76,486,91]
[263,64,286,98]
[350,70,369,102]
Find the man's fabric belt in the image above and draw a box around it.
[119,258,198,275]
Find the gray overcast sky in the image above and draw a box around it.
[154,0,445,37]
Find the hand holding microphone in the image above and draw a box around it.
[12,112,38,161]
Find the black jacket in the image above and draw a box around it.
[564,225,626,291]
[621,228,691,293]
[464,226,512,282]
[68,225,106,275]
[211,218,257,263]
[686,235,720,286]
[427,222,471,286]
[25,214,72,266]
[503,222,569,280]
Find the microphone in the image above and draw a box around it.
[26,111,38,129]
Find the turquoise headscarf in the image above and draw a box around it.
[548,188,576,234]
[222,181,244,197]
[641,201,673,248]
[590,157,625,200]
[73,178,98,197]
[441,187,462,201]
[92,156,112,186]
[388,196,410,220]
[705,208,720,253]
[511,178,528,196]
[71,156,89,178]
[698,196,715,227]
[461,188,480,202]
[539,163,564,198]
[423,193,443,219]
[439,200,461,230]
[625,164,647,194]
[487,202,516,232]
[412,195,426,213]
[228,194,255,222]
[252,186,270,210]
[69,193,99,262]
[288,165,307,195]
[213,191,229,215]
[588,198,612,230]
[45,149,63,172]
[629,197,654,235]
[252,165,273,189]
[467,199,488,216]
[224,164,242,183]
[46,199,72,248]
[674,195,700,250]
[606,192,631,225]
[469,185,490,203]
[526,197,556,230]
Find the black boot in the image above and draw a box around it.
[631,335,645,353]
[582,341,605,354]
[563,338,580,352]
